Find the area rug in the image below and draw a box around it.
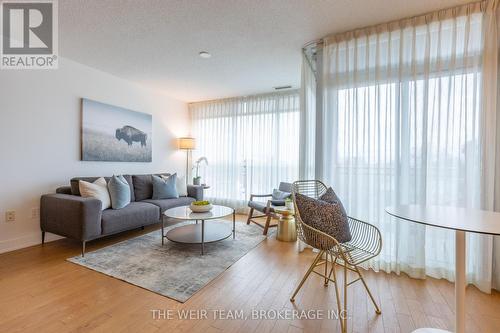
[68,221,267,302]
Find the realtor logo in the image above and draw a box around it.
[1,0,58,69]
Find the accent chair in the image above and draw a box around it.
[290,180,382,333]
[246,182,292,235]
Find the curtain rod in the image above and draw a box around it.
[188,88,300,106]
[302,0,485,49]
[302,39,324,50]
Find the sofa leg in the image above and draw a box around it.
[246,208,254,225]
[82,241,86,257]
[141,226,145,230]
[41,231,45,245]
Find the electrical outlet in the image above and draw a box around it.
[31,207,40,219]
[5,211,16,222]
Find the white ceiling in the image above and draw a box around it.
[60,0,470,102]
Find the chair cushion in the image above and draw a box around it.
[248,200,275,213]
[143,197,195,213]
[101,202,160,235]
[295,193,351,244]
[108,175,131,209]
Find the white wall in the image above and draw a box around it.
[0,58,190,253]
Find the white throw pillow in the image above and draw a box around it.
[162,174,188,197]
[176,175,188,196]
[79,177,111,210]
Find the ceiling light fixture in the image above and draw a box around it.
[199,51,211,59]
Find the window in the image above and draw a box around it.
[190,91,300,208]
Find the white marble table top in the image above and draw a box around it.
[386,205,500,235]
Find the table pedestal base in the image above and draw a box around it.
[455,230,466,333]
[413,230,466,333]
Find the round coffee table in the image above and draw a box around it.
[162,205,235,255]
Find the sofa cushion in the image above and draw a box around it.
[71,175,135,201]
[132,173,169,201]
[101,202,160,235]
[143,197,195,213]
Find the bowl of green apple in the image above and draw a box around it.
[190,200,213,213]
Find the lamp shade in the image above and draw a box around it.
[178,137,196,150]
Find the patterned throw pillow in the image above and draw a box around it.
[320,187,347,216]
[295,193,352,245]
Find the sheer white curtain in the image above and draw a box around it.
[190,91,300,210]
[311,1,500,292]
[300,52,317,180]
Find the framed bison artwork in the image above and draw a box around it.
[81,98,152,162]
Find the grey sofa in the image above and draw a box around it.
[40,173,203,256]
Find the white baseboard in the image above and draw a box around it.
[0,232,63,254]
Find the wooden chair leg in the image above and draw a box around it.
[246,208,254,225]
[263,214,272,235]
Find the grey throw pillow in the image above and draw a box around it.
[108,175,131,209]
[295,193,352,245]
[152,174,179,199]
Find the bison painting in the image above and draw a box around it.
[81,98,152,162]
[115,126,147,147]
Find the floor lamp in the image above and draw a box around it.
[178,137,196,185]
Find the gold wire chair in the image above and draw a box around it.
[290,180,382,333]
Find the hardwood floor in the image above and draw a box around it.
[1,215,500,333]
